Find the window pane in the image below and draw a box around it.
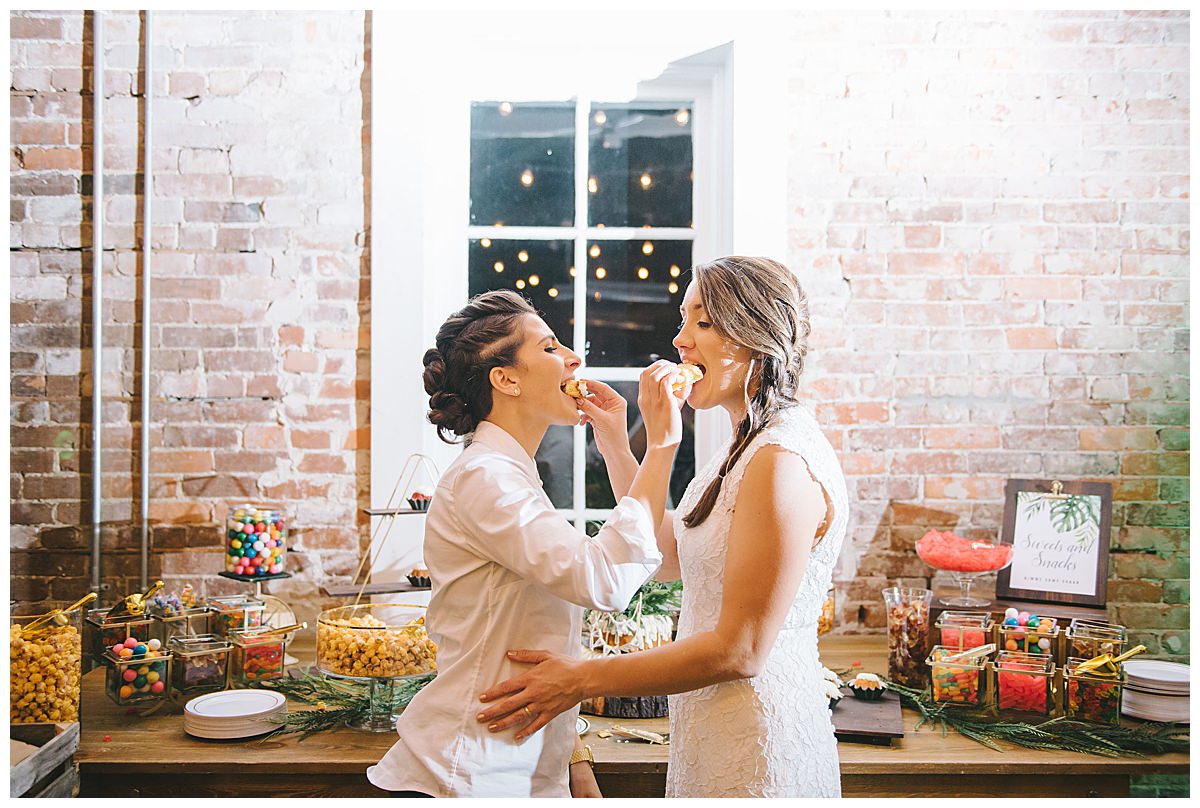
[584,381,695,510]
[536,425,574,509]
[468,238,575,351]
[588,104,693,228]
[470,102,574,227]
[585,240,691,367]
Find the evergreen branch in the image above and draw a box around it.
[259,667,435,741]
[877,676,1189,758]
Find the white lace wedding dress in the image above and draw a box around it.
[665,404,848,798]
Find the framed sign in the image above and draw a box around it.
[996,478,1113,607]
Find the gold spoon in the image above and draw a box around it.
[20,592,98,638]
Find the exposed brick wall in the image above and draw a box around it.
[9,11,1188,665]
[11,10,370,625]
[786,10,1189,662]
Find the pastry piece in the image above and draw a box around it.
[562,379,590,400]
[671,363,704,393]
[407,565,431,588]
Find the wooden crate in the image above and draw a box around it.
[10,723,80,798]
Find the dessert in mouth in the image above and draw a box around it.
[562,378,590,400]
[671,362,704,393]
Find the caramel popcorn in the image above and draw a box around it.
[10,623,82,723]
[317,613,437,678]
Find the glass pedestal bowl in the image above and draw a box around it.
[316,603,437,732]
[916,530,1014,608]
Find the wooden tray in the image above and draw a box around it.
[832,688,904,745]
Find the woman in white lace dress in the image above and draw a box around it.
[476,257,848,797]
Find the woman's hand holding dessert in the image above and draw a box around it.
[639,360,685,452]
[571,379,630,458]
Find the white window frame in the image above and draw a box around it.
[369,11,788,576]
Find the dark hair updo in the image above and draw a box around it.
[422,290,537,443]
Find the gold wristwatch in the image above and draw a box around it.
[568,745,594,767]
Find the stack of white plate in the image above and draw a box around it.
[183,690,288,739]
[1121,659,1190,723]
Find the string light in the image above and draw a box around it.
[528,274,540,286]
[588,177,598,194]
[675,109,689,126]
[669,265,680,277]
[593,110,607,125]
[520,169,534,187]
[518,250,529,263]
[515,279,526,289]
[642,241,654,255]
[637,267,649,280]
[569,266,576,277]
[548,287,558,298]
[639,173,652,189]
[494,261,504,273]
[593,291,602,302]
[588,244,601,258]
[595,267,606,279]
[480,238,491,248]
[668,281,679,294]
[499,101,513,116]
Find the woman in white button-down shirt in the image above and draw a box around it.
[367,290,685,797]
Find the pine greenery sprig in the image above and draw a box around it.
[879,677,1189,758]
[626,580,683,618]
[259,667,435,740]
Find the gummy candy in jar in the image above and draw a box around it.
[226,504,288,576]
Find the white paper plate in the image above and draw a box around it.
[576,716,589,736]
[1121,703,1190,724]
[1123,660,1190,687]
[184,722,280,739]
[185,689,286,719]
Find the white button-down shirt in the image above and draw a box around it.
[367,421,662,797]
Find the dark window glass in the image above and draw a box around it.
[535,425,574,509]
[584,381,695,509]
[467,239,575,352]
[470,102,575,227]
[588,105,693,228]
[585,240,691,367]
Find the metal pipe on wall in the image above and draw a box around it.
[89,11,105,595]
[139,11,153,589]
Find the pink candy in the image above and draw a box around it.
[916,530,1014,573]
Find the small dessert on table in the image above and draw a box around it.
[408,565,431,588]
[846,672,886,701]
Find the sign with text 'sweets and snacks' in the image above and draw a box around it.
[997,479,1113,608]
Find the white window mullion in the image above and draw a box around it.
[572,95,590,532]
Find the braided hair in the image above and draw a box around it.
[681,257,811,528]
[422,290,537,443]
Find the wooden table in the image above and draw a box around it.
[75,636,1188,798]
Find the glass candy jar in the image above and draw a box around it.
[927,645,989,707]
[225,504,288,576]
[1064,657,1125,726]
[883,587,932,688]
[936,611,992,651]
[168,634,232,694]
[994,650,1056,719]
[229,626,291,686]
[104,647,172,706]
[11,603,85,723]
[208,595,265,640]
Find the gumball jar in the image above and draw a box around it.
[103,637,172,706]
[225,504,288,576]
